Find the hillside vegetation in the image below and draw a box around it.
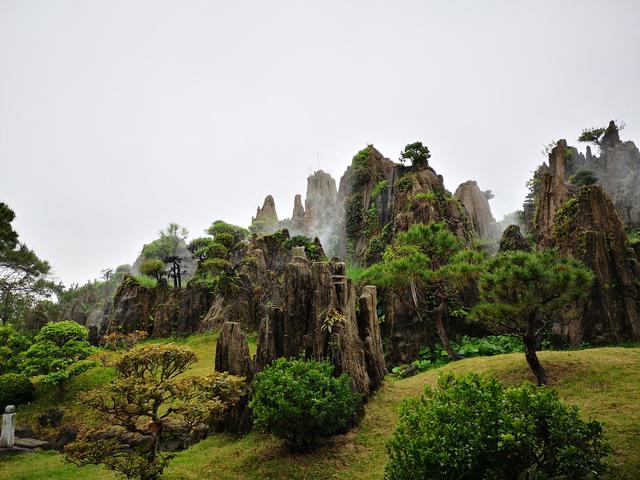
[1,340,639,480]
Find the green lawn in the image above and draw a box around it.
[1,344,639,479]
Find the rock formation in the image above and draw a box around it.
[454,180,496,240]
[290,194,306,233]
[107,276,212,337]
[130,239,196,284]
[251,195,280,235]
[499,225,531,252]
[215,322,254,380]
[533,140,640,345]
[562,121,640,229]
[254,257,386,395]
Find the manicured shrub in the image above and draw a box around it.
[250,357,360,451]
[385,373,609,480]
[0,373,35,409]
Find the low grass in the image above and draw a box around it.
[1,347,639,479]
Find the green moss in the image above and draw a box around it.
[345,194,364,242]
[553,196,578,241]
[352,146,372,188]
[371,180,388,201]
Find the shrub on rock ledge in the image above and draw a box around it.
[385,373,609,480]
[250,357,360,451]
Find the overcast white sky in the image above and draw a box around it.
[1,0,639,286]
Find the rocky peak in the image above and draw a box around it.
[290,194,305,233]
[454,180,496,240]
[601,120,621,149]
[251,195,280,235]
[532,139,640,345]
[498,225,531,252]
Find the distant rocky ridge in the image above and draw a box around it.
[563,121,640,229]
[532,138,640,345]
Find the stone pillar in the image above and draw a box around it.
[0,405,16,448]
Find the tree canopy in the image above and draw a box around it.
[399,141,431,169]
[0,202,59,326]
[470,249,593,385]
[363,222,485,359]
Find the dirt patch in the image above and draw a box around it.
[498,359,589,386]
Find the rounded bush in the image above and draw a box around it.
[0,373,35,409]
[385,373,609,480]
[250,357,359,450]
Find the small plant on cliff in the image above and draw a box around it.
[250,357,359,451]
[139,258,166,283]
[20,321,96,394]
[569,169,598,186]
[65,344,244,480]
[351,146,372,188]
[385,372,609,480]
[399,141,431,169]
[470,250,593,385]
[363,223,486,360]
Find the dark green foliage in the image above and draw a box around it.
[569,169,598,186]
[471,250,593,385]
[399,142,431,169]
[0,324,31,374]
[206,220,250,244]
[351,146,372,188]
[365,223,393,265]
[139,258,166,283]
[142,223,188,260]
[250,357,360,451]
[385,373,609,480]
[363,223,486,360]
[0,202,58,326]
[578,127,606,146]
[0,373,34,409]
[282,235,324,261]
[371,180,388,200]
[395,335,523,375]
[21,321,95,390]
[345,194,364,242]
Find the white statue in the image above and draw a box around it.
[0,405,16,448]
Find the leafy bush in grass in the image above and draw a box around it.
[0,373,34,409]
[385,373,609,480]
[393,335,523,376]
[250,357,360,451]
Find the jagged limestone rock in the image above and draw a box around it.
[499,225,531,252]
[563,121,640,228]
[215,322,253,380]
[454,180,496,240]
[251,195,280,235]
[533,140,640,345]
[254,258,386,396]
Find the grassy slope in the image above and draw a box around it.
[1,344,639,480]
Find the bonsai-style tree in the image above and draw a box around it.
[578,127,607,146]
[65,343,244,480]
[142,223,189,288]
[139,258,166,283]
[399,141,431,169]
[363,222,486,360]
[471,250,593,385]
[20,321,95,393]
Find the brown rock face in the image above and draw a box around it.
[254,258,386,395]
[533,140,640,345]
[108,276,212,338]
[563,121,640,228]
[215,322,254,380]
[454,180,496,240]
[251,195,280,235]
[290,194,306,233]
[499,225,531,252]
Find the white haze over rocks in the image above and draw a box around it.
[1,0,639,285]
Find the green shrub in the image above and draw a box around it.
[133,274,158,288]
[371,180,388,200]
[250,357,360,451]
[0,324,31,375]
[282,235,324,261]
[569,169,598,186]
[385,373,609,480]
[0,373,35,409]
